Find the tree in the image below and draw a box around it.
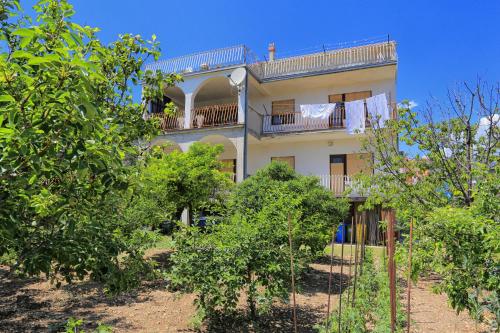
[135,142,233,228]
[360,80,499,327]
[170,162,348,324]
[0,0,179,289]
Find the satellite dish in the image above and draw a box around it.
[229,68,246,87]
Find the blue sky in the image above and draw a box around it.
[24,0,500,108]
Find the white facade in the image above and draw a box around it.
[145,41,398,197]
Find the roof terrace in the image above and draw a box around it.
[144,39,397,82]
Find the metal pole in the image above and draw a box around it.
[338,228,345,333]
[352,215,359,306]
[326,224,336,329]
[407,218,414,333]
[242,72,249,179]
[346,217,354,306]
[387,210,397,333]
[359,211,366,276]
[287,213,298,333]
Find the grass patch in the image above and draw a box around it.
[152,235,174,250]
[324,243,385,259]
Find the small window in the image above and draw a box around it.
[271,156,295,170]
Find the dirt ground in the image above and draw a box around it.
[408,276,489,333]
[0,248,490,333]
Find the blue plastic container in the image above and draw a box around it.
[335,223,346,243]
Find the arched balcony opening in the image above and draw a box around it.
[192,77,238,128]
[149,86,186,131]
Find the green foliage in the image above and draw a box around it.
[318,250,405,333]
[360,82,499,328]
[422,207,499,323]
[63,317,112,333]
[138,142,232,225]
[231,162,349,257]
[170,162,348,324]
[0,0,179,289]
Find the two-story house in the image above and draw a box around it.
[144,39,398,245]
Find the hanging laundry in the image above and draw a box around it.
[345,100,366,134]
[366,93,390,128]
[300,103,336,120]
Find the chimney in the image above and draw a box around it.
[268,42,276,61]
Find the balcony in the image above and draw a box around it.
[191,103,238,128]
[317,174,364,197]
[262,104,396,135]
[149,103,239,132]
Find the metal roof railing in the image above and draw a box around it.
[144,45,251,74]
[144,40,397,80]
[250,41,397,81]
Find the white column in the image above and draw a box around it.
[237,82,246,124]
[184,92,194,129]
[232,137,245,183]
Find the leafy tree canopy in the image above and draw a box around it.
[0,0,179,288]
[361,81,499,327]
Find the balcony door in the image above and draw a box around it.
[330,155,346,195]
[328,91,372,127]
[271,99,295,125]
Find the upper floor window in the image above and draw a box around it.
[271,99,295,125]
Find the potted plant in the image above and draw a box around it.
[195,114,205,128]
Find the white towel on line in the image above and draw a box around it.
[300,103,336,120]
[345,99,366,134]
[366,93,389,128]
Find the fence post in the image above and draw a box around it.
[287,213,298,333]
[326,224,336,329]
[387,210,397,333]
[407,218,414,333]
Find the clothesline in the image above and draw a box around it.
[298,93,390,134]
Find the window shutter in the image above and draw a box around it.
[328,94,343,103]
[344,91,372,102]
[272,99,295,115]
[271,156,295,170]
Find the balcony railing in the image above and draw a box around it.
[262,104,396,134]
[317,174,365,197]
[191,103,238,128]
[144,45,253,75]
[145,40,397,81]
[250,41,397,81]
[147,109,185,131]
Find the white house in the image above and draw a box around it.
[144,39,398,244]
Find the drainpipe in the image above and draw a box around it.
[243,71,249,179]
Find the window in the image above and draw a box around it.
[271,156,295,170]
[328,91,372,127]
[346,153,373,175]
[271,99,295,125]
